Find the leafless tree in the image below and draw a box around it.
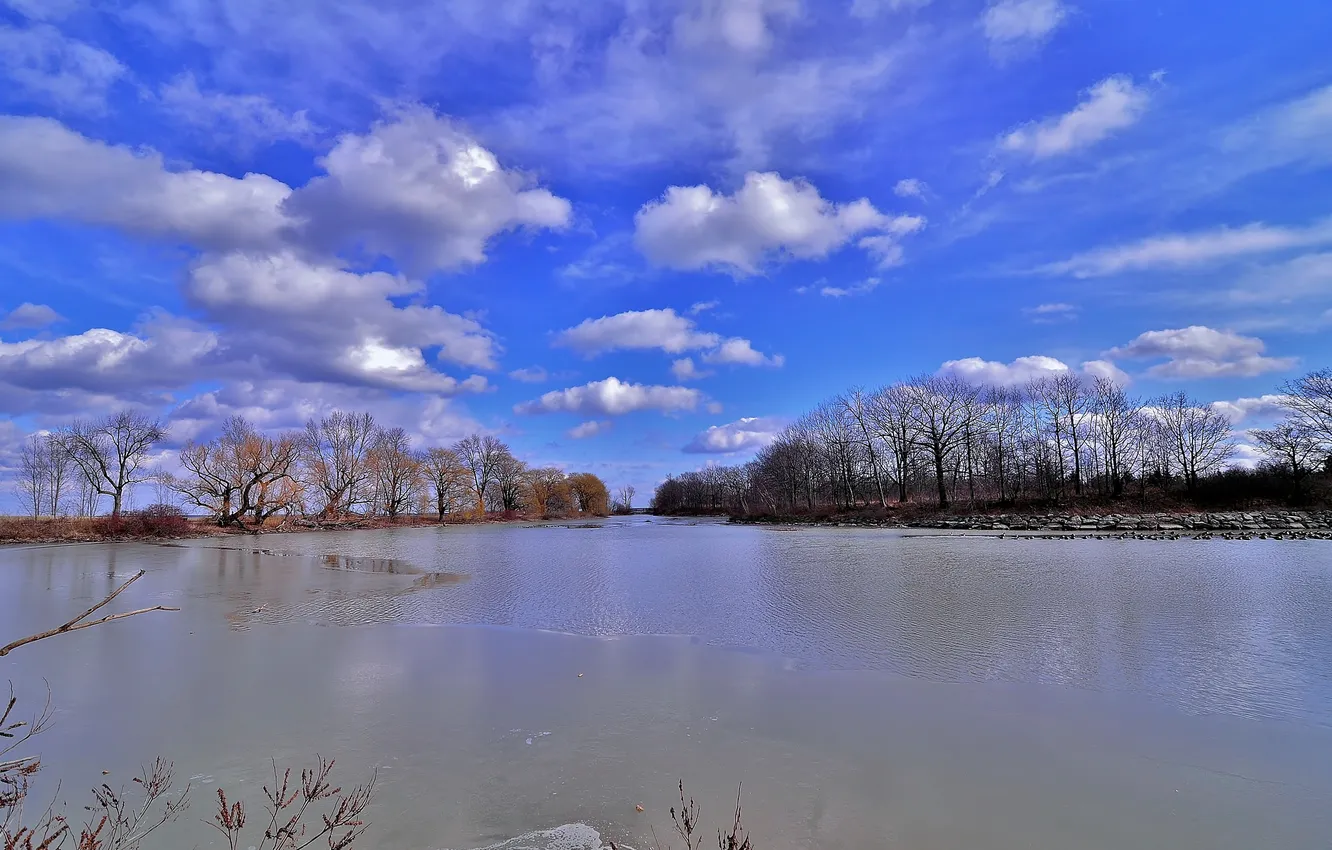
[15,435,48,519]
[1281,368,1332,448]
[1089,377,1141,498]
[904,375,977,508]
[422,447,471,520]
[177,417,302,528]
[1152,392,1234,493]
[453,434,505,514]
[867,383,917,503]
[616,485,636,511]
[370,427,424,518]
[300,412,378,518]
[1251,422,1324,479]
[55,411,166,518]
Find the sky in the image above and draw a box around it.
[1,0,1330,503]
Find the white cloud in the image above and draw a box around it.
[0,314,218,395]
[1045,218,1332,277]
[288,106,572,274]
[634,171,924,275]
[689,300,720,315]
[515,377,704,417]
[1,302,63,329]
[700,338,784,367]
[554,308,782,371]
[982,0,1067,52]
[1022,302,1077,322]
[1080,359,1132,386]
[1210,395,1291,425]
[555,308,720,355]
[1002,76,1150,159]
[1105,326,1297,379]
[186,251,498,391]
[939,354,1070,386]
[671,357,713,382]
[941,355,1135,386]
[509,366,550,383]
[0,115,294,251]
[158,73,318,146]
[820,277,881,297]
[893,178,927,199]
[683,416,784,454]
[0,22,125,112]
[567,420,612,439]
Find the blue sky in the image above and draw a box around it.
[1,0,1330,500]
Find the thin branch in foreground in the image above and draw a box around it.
[0,571,178,658]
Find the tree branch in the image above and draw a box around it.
[0,570,178,657]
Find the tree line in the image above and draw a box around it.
[652,368,1332,516]
[15,411,625,525]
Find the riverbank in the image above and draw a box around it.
[0,511,610,545]
[733,509,1332,539]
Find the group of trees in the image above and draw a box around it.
[653,368,1332,516]
[14,411,617,526]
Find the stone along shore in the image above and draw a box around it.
[738,510,1332,539]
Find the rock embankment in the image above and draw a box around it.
[738,510,1332,539]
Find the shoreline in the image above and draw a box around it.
[0,512,615,546]
[729,509,1332,539]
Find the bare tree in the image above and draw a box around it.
[1090,377,1141,498]
[904,375,977,508]
[1281,368,1332,448]
[453,434,505,514]
[16,435,48,519]
[1251,422,1323,480]
[868,383,917,503]
[370,427,424,518]
[616,485,636,511]
[300,412,378,518]
[423,448,470,520]
[176,417,303,528]
[1152,392,1234,493]
[490,447,528,512]
[56,411,166,518]
[840,388,888,507]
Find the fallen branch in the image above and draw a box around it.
[0,571,178,658]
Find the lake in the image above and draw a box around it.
[2,517,1331,849]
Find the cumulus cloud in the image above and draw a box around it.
[1105,326,1297,379]
[939,355,1130,386]
[939,354,1071,386]
[158,73,318,147]
[0,22,125,112]
[186,251,498,392]
[554,308,782,371]
[1045,218,1332,277]
[556,309,721,355]
[683,416,784,454]
[0,314,218,395]
[0,115,294,251]
[1210,394,1291,425]
[567,420,612,439]
[634,171,924,275]
[671,357,712,382]
[1022,302,1077,322]
[982,0,1067,52]
[288,106,572,274]
[515,377,704,416]
[1080,359,1132,386]
[1002,76,1149,159]
[0,106,572,273]
[1,302,63,329]
[509,366,549,383]
[700,338,784,367]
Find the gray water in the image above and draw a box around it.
[2,517,1332,848]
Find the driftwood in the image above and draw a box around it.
[0,570,177,658]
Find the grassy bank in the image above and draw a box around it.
[0,510,610,545]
